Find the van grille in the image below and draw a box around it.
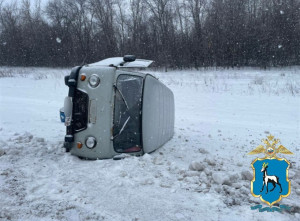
[73,89,89,132]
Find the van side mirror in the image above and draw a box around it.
[123,55,136,63]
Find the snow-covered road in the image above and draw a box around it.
[0,67,299,220]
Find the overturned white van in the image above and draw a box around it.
[63,56,174,159]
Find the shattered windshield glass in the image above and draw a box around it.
[113,75,143,153]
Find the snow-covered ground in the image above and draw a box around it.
[0,67,299,221]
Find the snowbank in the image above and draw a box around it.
[0,67,299,220]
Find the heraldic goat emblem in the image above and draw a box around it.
[248,135,293,206]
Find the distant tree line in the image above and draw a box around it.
[0,0,299,68]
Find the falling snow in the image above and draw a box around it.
[56,37,62,43]
[0,67,299,220]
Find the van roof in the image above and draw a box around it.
[88,57,154,68]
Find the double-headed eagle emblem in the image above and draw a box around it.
[248,134,293,157]
[249,134,293,207]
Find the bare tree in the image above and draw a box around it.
[63,0,95,64]
[0,0,300,68]
[128,0,146,53]
[0,1,22,65]
[186,0,207,67]
[115,0,128,55]
[144,0,175,70]
[89,0,117,58]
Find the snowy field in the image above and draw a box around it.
[0,66,300,221]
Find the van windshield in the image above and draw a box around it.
[113,75,143,153]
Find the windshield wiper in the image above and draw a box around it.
[112,116,130,140]
[113,85,129,110]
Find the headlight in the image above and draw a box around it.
[86,137,97,149]
[88,74,100,88]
